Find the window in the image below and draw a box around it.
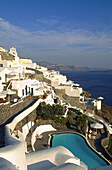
[0,77,2,80]
[0,64,3,67]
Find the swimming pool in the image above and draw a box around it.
[85,102,93,106]
[51,133,108,170]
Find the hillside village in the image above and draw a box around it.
[0,46,102,110]
[0,46,112,169]
[0,46,105,125]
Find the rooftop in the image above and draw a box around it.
[0,51,15,60]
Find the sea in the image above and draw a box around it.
[60,70,112,107]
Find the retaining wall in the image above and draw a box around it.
[63,94,86,110]
[0,96,37,125]
[101,132,112,161]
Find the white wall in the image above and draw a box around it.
[0,60,19,68]
[26,146,84,169]
[66,87,80,97]
[7,99,42,132]
[34,89,44,96]
[19,63,36,69]
[44,94,54,105]
[47,74,67,86]
[0,126,27,170]
[12,79,32,89]
[55,85,80,97]
[37,66,47,71]
[97,100,101,110]
[11,79,36,97]
[51,80,59,87]
[22,121,34,140]
[31,125,56,151]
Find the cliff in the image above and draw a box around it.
[37,62,112,71]
[100,104,112,124]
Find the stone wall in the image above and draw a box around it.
[26,67,51,85]
[63,94,86,110]
[16,117,68,135]
[32,74,44,82]
[15,110,37,132]
[54,88,86,111]
[86,105,96,113]
[54,89,65,98]
[0,96,38,125]
[43,77,51,85]
[101,132,112,161]
[26,68,44,82]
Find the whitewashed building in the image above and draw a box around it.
[11,79,35,98]
[11,79,54,98]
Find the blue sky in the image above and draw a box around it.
[0,0,112,68]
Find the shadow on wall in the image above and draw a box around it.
[27,160,55,170]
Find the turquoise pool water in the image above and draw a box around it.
[52,133,108,170]
[85,102,93,106]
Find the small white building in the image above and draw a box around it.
[42,69,83,98]
[93,99,102,110]
[45,70,67,87]
[11,79,35,98]
[0,54,18,68]
[11,79,54,98]
[9,46,18,56]
[7,67,24,80]
[0,46,36,69]
[0,66,25,87]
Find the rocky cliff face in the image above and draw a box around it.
[37,62,111,71]
[100,104,112,124]
[83,91,92,98]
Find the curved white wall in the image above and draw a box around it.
[22,121,34,140]
[7,99,42,132]
[26,146,81,168]
[31,124,56,151]
[7,94,54,132]
[0,126,27,170]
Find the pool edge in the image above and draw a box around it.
[48,131,111,166]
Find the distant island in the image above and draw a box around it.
[37,61,112,72]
